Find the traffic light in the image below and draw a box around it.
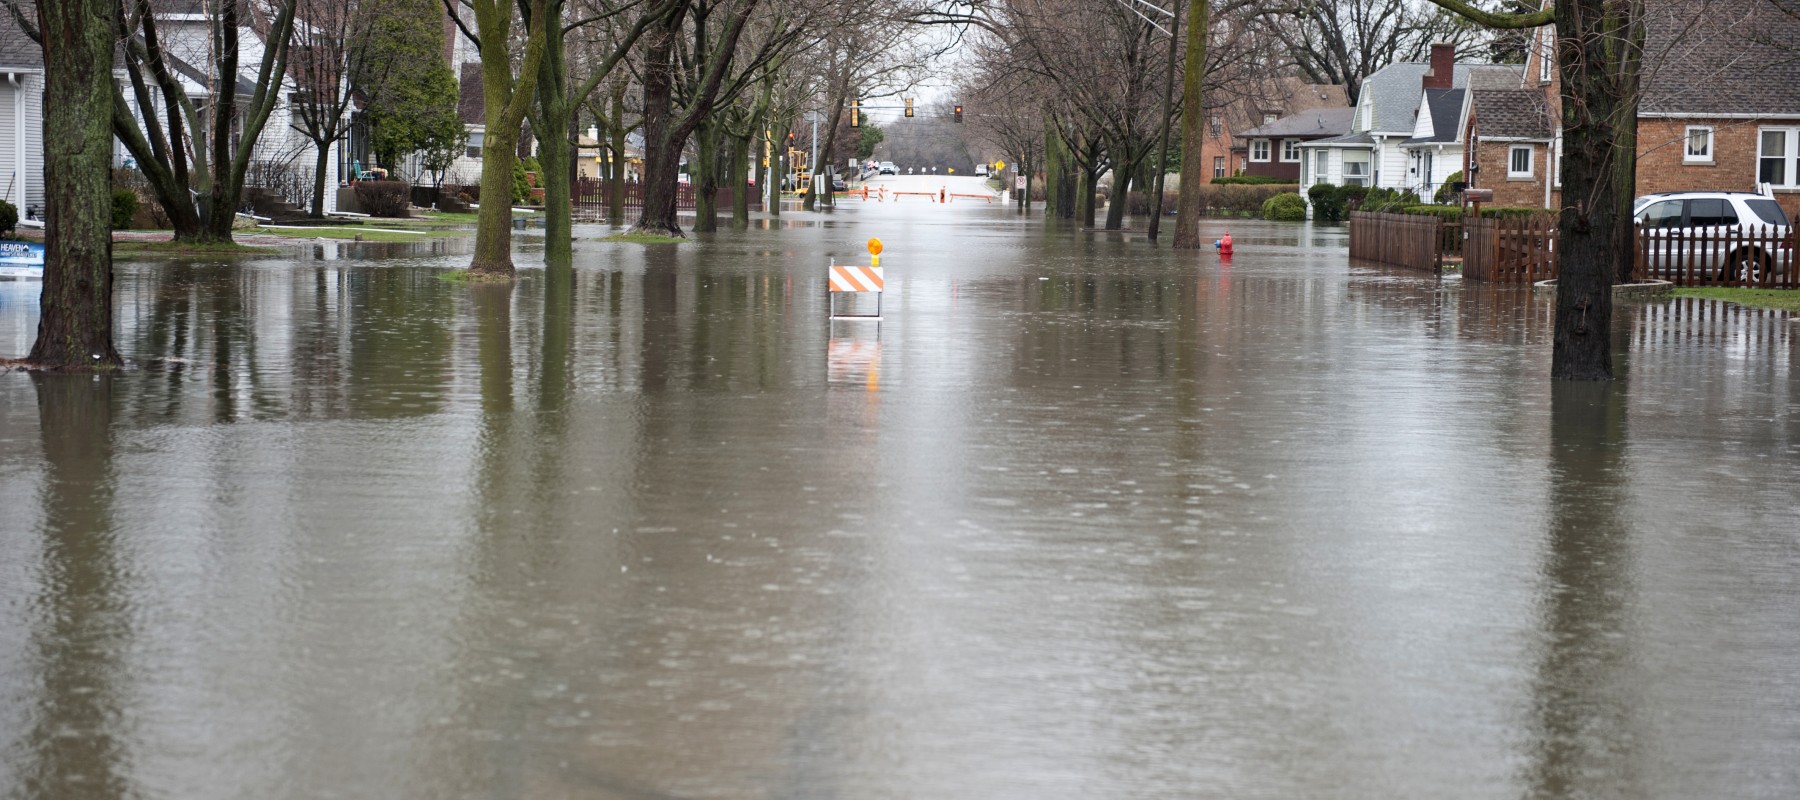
[904,98,914,118]
[850,98,859,128]
[953,104,963,123]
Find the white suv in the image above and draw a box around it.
[1633,191,1794,280]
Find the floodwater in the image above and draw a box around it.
[3,182,1800,799]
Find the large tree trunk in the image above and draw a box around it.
[309,139,332,218]
[635,26,684,236]
[1550,0,1643,380]
[1045,124,1076,220]
[1104,138,1132,231]
[473,122,523,271]
[27,0,122,369]
[533,8,574,271]
[608,87,627,224]
[693,120,720,233]
[730,131,752,229]
[1173,0,1210,248]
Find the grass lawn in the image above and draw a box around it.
[1672,287,1800,313]
[261,226,464,242]
[114,239,285,257]
[600,231,685,244]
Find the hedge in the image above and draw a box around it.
[1308,183,1347,223]
[1211,175,1295,185]
[354,180,413,218]
[0,200,15,237]
[1399,204,1552,220]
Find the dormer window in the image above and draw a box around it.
[1263,111,1279,125]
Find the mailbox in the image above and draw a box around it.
[1463,188,1495,203]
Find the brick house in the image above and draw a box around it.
[1196,77,1347,181]
[1464,0,1800,220]
[1234,108,1353,182]
[1301,44,1518,198]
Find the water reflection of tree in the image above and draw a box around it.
[19,375,132,799]
[1525,381,1640,797]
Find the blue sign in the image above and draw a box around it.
[0,240,45,278]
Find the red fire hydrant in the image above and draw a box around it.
[1218,232,1234,255]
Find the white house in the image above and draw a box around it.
[1300,42,1520,199]
[1,11,44,223]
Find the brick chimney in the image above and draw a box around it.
[1423,42,1455,90]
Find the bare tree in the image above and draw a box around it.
[109,0,299,243]
[444,0,550,277]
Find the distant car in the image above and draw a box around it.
[974,163,988,177]
[830,175,847,192]
[1633,191,1794,280]
[878,162,897,175]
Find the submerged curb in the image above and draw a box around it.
[1532,279,1675,301]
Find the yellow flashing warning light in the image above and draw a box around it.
[904,98,914,118]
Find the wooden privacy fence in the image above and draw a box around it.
[1347,211,1443,274]
[1353,210,1797,288]
[1463,213,1562,284]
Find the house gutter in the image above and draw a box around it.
[1637,112,1800,120]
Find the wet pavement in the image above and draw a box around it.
[3,188,1800,799]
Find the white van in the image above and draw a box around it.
[974,163,989,177]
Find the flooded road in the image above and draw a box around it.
[3,197,1800,799]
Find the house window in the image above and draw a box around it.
[1209,115,1222,138]
[1343,151,1369,186]
[1281,139,1302,162]
[1508,144,1534,178]
[1213,156,1225,178]
[1314,150,1329,181]
[1250,139,1271,162]
[466,131,484,159]
[1684,126,1713,163]
[1263,111,1278,125]
[1759,128,1798,187]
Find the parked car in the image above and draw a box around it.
[1633,191,1794,280]
[878,162,897,175]
[974,163,989,177]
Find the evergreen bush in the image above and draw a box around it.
[1261,192,1308,221]
[111,188,140,230]
[1307,183,1346,223]
[0,200,16,237]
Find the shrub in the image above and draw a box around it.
[0,200,15,237]
[354,180,412,218]
[1307,183,1346,223]
[1338,184,1370,209]
[1261,192,1308,221]
[513,156,542,203]
[1212,175,1294,185]
[1434,170,1464,204]
[1357,187,1421,213]
[111,188,140,230]
[1400,204,1550,220]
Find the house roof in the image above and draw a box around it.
[0,8,41,70]
[1237,107,1356,139]
[1402,88,1465,145]
[1469,89,1553,140]
[1359,62,1522,133]
[1303,130,1376,147]
[1208,77,1349,138]
[1639,0,1800,116]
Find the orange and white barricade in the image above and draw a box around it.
[829,238,886,319]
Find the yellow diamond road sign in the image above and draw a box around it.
[995,160,1006,171]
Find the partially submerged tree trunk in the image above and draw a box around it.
[692,120,721,233]
[1172,0,1210,249]
[24,0,122,369]
[465,0,548,277]
[1423,0,1640,380]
